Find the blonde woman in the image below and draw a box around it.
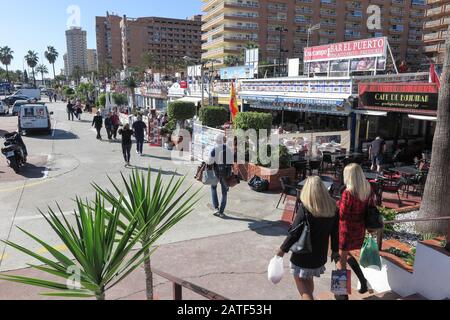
[277,176,339,300]
[336,163,373,295]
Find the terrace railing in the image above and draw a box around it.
[152,268,229,301]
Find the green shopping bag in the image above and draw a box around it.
[359,235,382,269]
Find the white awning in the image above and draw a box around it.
[176,96,202,104]
[354,110,388,116]
[408,115,437,122]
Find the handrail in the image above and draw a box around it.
[153,268,229,301]
[377,216,450,253]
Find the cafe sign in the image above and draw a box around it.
[359,83,439,115]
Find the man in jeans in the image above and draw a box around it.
[369,136,386,173]
[207,134,233,218]
[92,111,103,140]
[132,115,147,156]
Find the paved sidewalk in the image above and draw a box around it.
[0,222,354,300]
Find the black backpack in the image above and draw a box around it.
[248,176,269,192]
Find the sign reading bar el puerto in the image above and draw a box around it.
[304,37,387,63]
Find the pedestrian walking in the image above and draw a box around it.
[207,134,233,218]
[54,92,58,102]
[111,112,121,140]
[369,136,386,173]
[335,163,373,298]
[48,92,52,103]
[92,111,103,140]
[67,100,74,121]
[119,124,134,167]
[277,176,339,301]
[75,101,83,120]
[105,113,113,141]
[132,115,147,156]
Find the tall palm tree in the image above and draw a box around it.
[36,64,49,86]
[0,46,14,81]
[44,46,59,79]
[72,65,82,85]
[418,28,450,234]
[25,50,39,87]
[123,77,137,111]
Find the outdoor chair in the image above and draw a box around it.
[277,177,299,209]
[308,160,322,176]
[381,178,405,206]
[321,152,333,173]
[294,161,308,181]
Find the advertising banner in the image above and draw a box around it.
[304,37,387,63]
[359,83,439,115]
[220,66,255,80]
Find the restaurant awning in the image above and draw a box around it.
[408,114,437,122]
[354,110,388,116]
[176,96,202,104]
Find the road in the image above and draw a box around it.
[0,98,284,272]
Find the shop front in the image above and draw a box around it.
[239,77,355,153]
[357,82,439,160]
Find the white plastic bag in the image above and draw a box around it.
[268,256,284,285]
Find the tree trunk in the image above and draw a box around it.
[52,63,56,80]
[32,69,36,87]
[418,28,450,234]
[143,248,154,300]
[6,65,9,82]
[96,290,105,300]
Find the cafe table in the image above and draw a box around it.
[395,166,419,177]
[298,179,333,191]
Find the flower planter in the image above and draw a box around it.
[235,163,296,191]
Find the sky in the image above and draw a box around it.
[0,0,201,77]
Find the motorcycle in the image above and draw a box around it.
[1,131,28,173]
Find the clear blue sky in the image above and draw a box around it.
[0,0,201,76]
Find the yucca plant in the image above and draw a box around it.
[0,194,155,300]
[93,169,202,300]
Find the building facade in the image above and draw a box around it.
[423,0,450,66]
[65,27,88,76]
[63,53,69,77]
[201,0,427,70]
[87,49,98,72]
[96,12,124,71]
[120,15,202,70]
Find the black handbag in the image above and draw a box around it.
[289,205,312,254]
[365,195,384,230]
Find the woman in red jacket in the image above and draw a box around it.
[336,163,373,295]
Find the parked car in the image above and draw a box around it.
[0,101,9,115]
[3,95,31,107]
[18,104,53,134]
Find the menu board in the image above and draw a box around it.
[192,122,226,161]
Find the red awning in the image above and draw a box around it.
[359,82,439,95]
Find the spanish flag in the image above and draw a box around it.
[229,81,239,120]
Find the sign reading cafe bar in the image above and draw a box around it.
[359,83,439,116]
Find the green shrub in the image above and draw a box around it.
[233,112,272,133]
[168,101,196,122]
[379,207,397,233]
[199,106,229,128]
[258,145,292,169]
[112,93,128,107]
[98,93,106,107]
[64,87,75,96]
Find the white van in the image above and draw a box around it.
[18,104,53,134]
[13,89,41,101]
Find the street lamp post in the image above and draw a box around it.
[306,23,321,49]
[276,27,288,77]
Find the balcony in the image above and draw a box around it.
[202,25,224,41]
[202,46,241,59]
[224,23,259,31]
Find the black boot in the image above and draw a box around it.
[347,256,368,294]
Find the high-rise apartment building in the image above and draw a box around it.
[96,12,124,71]
[423,0,450,66]
[120,15,202,70]
[65,27,88,76]
[87,49,98,72]
[63,53,68,77]
[201,0,427,69]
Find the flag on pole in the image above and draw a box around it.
[229,81,239,120]
[430,63,441,90]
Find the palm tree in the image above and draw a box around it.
[0,194,156,300]
[72,65,82,85]
[123,77,137,111]
[36,64,48,86]
[141,52,160,72]
[94,169,201,300]
[224,55,242,67]
[44,46,59,79]
[0,47,14,81]
[418,28,450,234]
[25,50,39,87]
